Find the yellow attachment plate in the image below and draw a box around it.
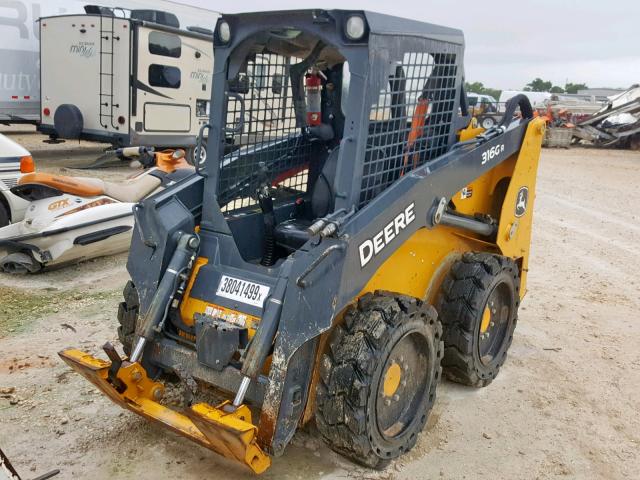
[58,349,271,474]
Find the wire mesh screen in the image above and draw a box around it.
[220,52,311,213]
[360,52,458,207]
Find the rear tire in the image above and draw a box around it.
[437,252,520,387]
[316,292,443,469]
[117,280,139,356]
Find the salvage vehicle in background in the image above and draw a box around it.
[0,133,34,227]
[0,147,192,274]
[38,5,216,164]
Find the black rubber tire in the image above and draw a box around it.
[437,252,520,387]
[186,143,206,167]
[0,199,10,228]
[117,280,140,356]
[316,292,443,469]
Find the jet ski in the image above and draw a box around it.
[0,147,192,274]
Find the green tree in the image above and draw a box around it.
[524,78,553,92]
[464,81,502,101]
[550,85,565,94]
[565,82,588,94]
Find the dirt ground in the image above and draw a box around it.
[0,132,639,479]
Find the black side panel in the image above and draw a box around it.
[268,338,319,455]
[127,174,204,313]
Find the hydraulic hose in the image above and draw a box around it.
[499,94,534,128]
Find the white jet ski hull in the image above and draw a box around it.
[0,197,135,273]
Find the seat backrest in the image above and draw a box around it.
[311,147,339,218]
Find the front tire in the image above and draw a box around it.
[437,252,520,387]
[316,292,443,469]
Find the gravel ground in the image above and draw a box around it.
[0,137,638,480]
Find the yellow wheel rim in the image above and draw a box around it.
[383,362,402,397]
[480,306,491,334]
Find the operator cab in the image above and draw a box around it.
[212,28,348,265]
[204,11,462,267]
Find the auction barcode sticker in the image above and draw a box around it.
[215,275,270,308]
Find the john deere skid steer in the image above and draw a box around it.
[59,10,545,473]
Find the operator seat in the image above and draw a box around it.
[274,147,339,251]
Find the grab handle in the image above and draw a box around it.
[195,123,210,177]
[224,92,246,134]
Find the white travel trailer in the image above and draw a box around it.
[0,0,219,125]
[38,5,215,162]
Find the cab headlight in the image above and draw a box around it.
[345,15,366,40]
[218,20,231,43]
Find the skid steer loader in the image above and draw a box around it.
[59,9,545,473]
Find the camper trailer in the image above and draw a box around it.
[37,6,215,162]
[0,0,219,125]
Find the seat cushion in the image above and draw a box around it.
[18,172,104,197]
[274,219,313,251]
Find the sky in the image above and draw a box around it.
[170,0,640,91]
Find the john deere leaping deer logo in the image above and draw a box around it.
[515,186,528,217]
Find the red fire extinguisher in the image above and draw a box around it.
[305,73,322,126]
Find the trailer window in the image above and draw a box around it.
[149,64,181,89]
[149,31,181,58]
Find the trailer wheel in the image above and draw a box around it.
[316,292,443,469]
[186,144,207,166]
[437,252,520,387]
[117,280,140,356]
[480,116,496,129]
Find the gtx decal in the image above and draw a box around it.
[359,203,416,268]
[48,198,69,211]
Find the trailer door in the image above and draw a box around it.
[133,26,193,134]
